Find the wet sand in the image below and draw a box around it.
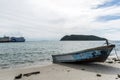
[0,58,120,80]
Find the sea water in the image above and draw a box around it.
[0,41,120,69]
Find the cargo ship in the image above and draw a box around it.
[0,36,10,42]
[0,36,25,42]
[10,37,25,42]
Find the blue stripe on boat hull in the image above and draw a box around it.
[52,45,115,63]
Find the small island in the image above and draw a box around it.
[60,35,106,41]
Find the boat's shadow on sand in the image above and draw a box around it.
[56,62,120,74]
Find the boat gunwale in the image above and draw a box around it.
[52,44,115,57]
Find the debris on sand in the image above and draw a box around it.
[112,58,117,61]
[81,68,85,70]
[14,74,22,79]
[112,58,120,61]
[106,61,114,64]
[96,74,101,77]
[67,70,70,72]
[118,61,120,63]
[117,74,120,78]
[23,71,40,77]
[116,78,118,79]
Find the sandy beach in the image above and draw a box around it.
[0,57,120,80]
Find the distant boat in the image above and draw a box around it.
[0,36,10,42]
[0,36,25,42]
[52,40,115,63]
[10,37,25,42]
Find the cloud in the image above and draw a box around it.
[96,0,120,8]
[0,0,120,40]
[96,15,120,22]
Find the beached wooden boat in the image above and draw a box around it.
[52,44,115,63]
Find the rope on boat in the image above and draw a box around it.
[114,47,120,60]
[105,39,119,60]
[103,39,119,60]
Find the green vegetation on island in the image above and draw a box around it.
[60,35,106,41]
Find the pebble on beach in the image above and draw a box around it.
[116,78,118,79]
[112,58,117,61]
[81,68,85,70]
[96,74,101,77]
[117,74,120,78]
[106,61,114,64]
[118,61,120,63]
[67,70,70,72]
[112,58,120,61]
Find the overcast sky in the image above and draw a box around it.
[0,0,120,40]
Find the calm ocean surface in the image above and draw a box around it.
[0,41,120,69]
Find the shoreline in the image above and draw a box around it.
[0,61,52,70]
[0,57,120,80]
